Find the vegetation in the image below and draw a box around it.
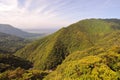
[0,54,32,72]
[44,53,120,80]
[44,36,120,80]
[0,68,49,80]
[0,32,28,54]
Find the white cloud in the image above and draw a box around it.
[0,0,17,11]
[0,0,119,29]
[0,0,71,29]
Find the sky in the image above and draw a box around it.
[0,0,120,29]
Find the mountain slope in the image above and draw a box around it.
[0,24,45,38]
[15,19,120,70]
[0,32,28,54]
[44,31,120,80]
[45,52,120,80]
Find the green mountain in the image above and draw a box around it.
[0,32,28,54]
[15,19,120,71]
[44,31,120,80]
[0,24,45,39]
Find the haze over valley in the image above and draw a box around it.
[23,28,59,34]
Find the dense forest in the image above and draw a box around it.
[1,19,120,80]
[0,32,28,54]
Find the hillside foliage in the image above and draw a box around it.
[0,54,32,73]
[44,45,120,80]
[15,19,120,70]
[0,32,29,54]
[0,18,118,80]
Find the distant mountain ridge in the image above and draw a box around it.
[0,24,45,38]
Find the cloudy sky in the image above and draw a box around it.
[0,0,120,29]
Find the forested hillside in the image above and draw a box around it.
[0,54,32,71]
[15,19,120,70]
[0,19,119,80]
[44,31,120,80]
[0,32,28,54]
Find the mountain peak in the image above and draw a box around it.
[15,19,120,70]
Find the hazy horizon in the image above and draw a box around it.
[22,28,59,34]
[0,0,120,29]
